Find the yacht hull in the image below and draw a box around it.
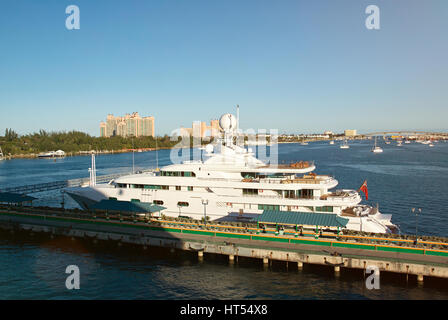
[66,185,394,234]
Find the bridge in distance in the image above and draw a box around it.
[360,131,448,137]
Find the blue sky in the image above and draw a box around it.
[0,0,447,136]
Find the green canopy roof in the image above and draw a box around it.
[253,210,349,228]
[0,192,37,203]
[91,200,166,213]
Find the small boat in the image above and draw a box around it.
[38,150,65,158]
[429,143,434,147]
[371,137,383,153]
[340,140,350,149]
[300,142,308,146]
[329,141,335,145]
[397,141,403,147]
[0,147,4,161]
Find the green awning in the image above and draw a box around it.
[253,210,349,228]
[0,192,37,203]
[91,200,166,213]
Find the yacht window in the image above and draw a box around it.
[258,204,280,211]
[177,201,189,207]
[144,185,168,190]
[243,189,258,195]
[298,189,313,199]
[153,200,164,205]
[187,186,193,191]
[176,186,181,191]
[315,206,333,213]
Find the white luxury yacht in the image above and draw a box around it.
[66,113,397,233]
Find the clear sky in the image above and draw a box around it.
[0,0,447,136]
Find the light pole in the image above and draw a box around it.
[412,208,422,244]
[202,199,209,225]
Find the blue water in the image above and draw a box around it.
[0,141,447,299]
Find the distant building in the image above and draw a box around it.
[180,119,221,138]
[324,131,334,136]
[100,112,154,138]
[344,129,357,137]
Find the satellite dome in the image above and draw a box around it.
[205,144,214,154]
[219,113,237,131]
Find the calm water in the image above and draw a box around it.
[0,141,448,299]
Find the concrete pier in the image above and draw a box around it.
[1,209,448,285]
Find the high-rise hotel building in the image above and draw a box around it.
[100,112,155,138]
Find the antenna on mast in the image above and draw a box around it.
[155,123,159,170]
[236,104,240,132]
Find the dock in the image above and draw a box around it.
[1,205,447,285]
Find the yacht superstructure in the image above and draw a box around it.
[66,113,396,233]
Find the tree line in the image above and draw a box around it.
[0,129,186,156]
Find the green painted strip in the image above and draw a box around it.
[377,246,424,255]
[333,242,376,250]
[182,229,212,236]
[252,236,290,243]
[424,250,448,257]
[291,239,332,246]
[215,232,251,239]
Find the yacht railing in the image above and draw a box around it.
[260,160,315,170]
[241,192,360,202]
[242,175,335,185]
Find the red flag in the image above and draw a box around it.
[358,180,368,200]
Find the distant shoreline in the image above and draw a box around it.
[0,139,352,159]
[2,146,176,160]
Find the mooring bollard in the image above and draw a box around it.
[334,266,341,274]
[417,274,424,283]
